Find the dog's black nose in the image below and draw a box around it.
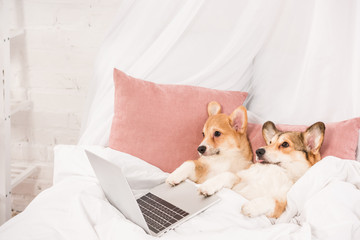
[197,146,207,154]
[256,148,266,157]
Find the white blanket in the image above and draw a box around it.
[1,145,360,240]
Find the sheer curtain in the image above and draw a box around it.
[249,0,360,124]
[79,0,359,146]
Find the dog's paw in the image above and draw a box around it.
[241,198,274,218]
[166,172,185,186]
[241,201,262,218]
[198,184,217,197]
[198,179,221,196]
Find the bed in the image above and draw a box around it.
[1,145,360,240]
[1,0,360,239]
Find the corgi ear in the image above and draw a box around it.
[207,101,222,116]
[262,121,279,145]
[303,122,325,154]
[230,106,247,134]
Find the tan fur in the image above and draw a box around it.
[201,113,252,161]
[261,122,325,170]
[193,160,208,184]
[272,200,287,218]
[166,102,253,195]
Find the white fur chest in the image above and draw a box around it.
[233,164,293,201]
[203,155,232,179]
[201,151,250,180]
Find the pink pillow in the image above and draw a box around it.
[109,68,248,172]
[248,117,360,160]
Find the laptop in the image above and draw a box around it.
[85,150,220,237]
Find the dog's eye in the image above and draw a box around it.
[202,132,205,137]
[281,142,289,148]
[214,131,221,137]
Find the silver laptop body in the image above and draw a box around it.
[86,150,220,237]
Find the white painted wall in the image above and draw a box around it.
[9,0,121,212]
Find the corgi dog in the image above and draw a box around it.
[166,101,253,196]
[233,121,325,218]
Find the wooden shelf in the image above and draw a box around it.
[11,164,37,189]
[10,100,31,116]
[1,1,30,224]
[9,28,24,39]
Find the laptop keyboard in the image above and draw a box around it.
[137,192,189,234]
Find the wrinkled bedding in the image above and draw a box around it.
[0,145,359,240]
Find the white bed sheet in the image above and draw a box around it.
[1,145,360,240]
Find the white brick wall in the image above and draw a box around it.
[10,0,122,212]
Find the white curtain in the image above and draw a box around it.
[249,0,360,124]
[79,0,360,146]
